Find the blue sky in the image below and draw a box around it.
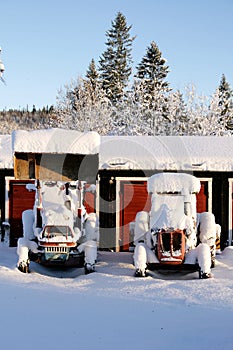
[0,0,232,110]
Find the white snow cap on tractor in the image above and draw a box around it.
[147,172,201,195]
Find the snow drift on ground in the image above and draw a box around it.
[0,243,233,350]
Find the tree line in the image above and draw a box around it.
[1,12,233,136]
[56,12,233,136]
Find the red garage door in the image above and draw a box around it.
[9,180,35,247]
[196,181,209,213]
[84,184,96,214]
[119,179,209,251]
[120,181,151,251]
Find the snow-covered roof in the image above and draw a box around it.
[99,136,233,172]
[12,129,100,155]
[0,134,13,169]
[2,132,233,172]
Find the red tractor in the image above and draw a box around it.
[132,173,221,278]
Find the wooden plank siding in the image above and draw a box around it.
[14,152,99,183]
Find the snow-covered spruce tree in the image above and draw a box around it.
[98,12,135,103]
[135,41,170,104]
[207,88,229,135]
[84,59,103,106]
[218,74,233,129]
[134,41,170,133]
[86,59,99,91]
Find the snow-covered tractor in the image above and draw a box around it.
[132,173,221,279]
[14,129,100,274]
[17,180,99,274]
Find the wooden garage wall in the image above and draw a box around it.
[14,152,99,183]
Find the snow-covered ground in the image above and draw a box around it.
[0,243,233,350]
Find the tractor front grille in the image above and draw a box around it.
[44,246,69,253]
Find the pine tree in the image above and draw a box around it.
[84,59,103,106]
[86,59,99,90]
[135,41,170,102]
[218,74,233,129]
[98,12,135,102]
